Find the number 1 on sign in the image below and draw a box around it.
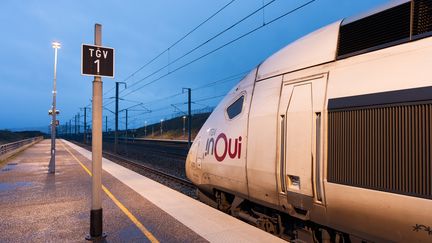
[94,59,100,73]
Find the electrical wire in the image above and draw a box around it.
[131,70,247,106]
[123,0,277,93]
[70,0,316,127]
[101,70,246,124]
[121,0,316,97]
[122,0,237,84]
[192,71,248,90]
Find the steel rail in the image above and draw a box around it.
[71,141,195,189]
[103,151,195,189]
[103,138,188,160]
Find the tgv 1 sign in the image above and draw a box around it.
[81,44,114,78]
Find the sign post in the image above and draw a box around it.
[82,23,114,241]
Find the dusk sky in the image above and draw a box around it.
[0,0,389,132]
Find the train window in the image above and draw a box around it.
[226,95,244,119]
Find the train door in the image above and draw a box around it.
[277,73,327,216]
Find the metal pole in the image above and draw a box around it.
[84,107,87,143]
[105,116,108,133]
[125,109,128,140]
[78,112,81,135]
[74,115,77,135]
[87,23,106,240]
[183,116,186,138]
[160,119,163,135]
[115,82,119,153]
[49,42,59,174]
[144,121,147,137]
[187,88,192,148]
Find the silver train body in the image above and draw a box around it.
[186,1,432,242]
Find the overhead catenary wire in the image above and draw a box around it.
[139,71,248,104]
[72,0,317,128]
[81,83,116,108]
[192,71,249,90]
[133,104,215,124]
[121,0,316,98]
[172,94,227,106]
[121,0,237,84]
[101,70,246,125]
[122,0,278,94]
[78,1,237,109]
[125,80,241,124]
[119,103,152,112]
[122,99,144,104]
[110,70,248,109]
[194,94,226,102]
[133,92,227,119]
[103,86,115,96]
[104,101,216,129]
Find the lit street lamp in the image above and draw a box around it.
[182,116,186,138]
[144,121,147,137]
[49,41,60,174]
[160,119,164,135]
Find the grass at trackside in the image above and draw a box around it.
[113,112,210,141]
[138,129,198,140]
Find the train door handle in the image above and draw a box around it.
[287,175,300,190]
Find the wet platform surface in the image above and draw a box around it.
[0,139,284,242]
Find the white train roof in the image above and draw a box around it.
[256,21,340,80]
[256,0,410,80]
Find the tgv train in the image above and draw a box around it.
[186,0,432,242]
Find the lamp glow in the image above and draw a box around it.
[52,41,61,49]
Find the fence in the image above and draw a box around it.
[0,136,43,161]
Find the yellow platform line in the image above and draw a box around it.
[61,142,159,243]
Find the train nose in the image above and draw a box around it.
[185,137,200,182]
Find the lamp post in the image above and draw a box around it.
[182,88,192,148]
[125,109,128,140]
[182,116,186,138]
[49,41,60,174]
[114,82,126,154]
[144,121,147,137]
[160,119,164,135]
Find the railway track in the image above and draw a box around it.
[103,150,195,189]
[105,139,188,160]
[70,141,196,194]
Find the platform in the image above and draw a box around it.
[0,139,284,242]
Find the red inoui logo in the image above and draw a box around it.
[204,132,242,162]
